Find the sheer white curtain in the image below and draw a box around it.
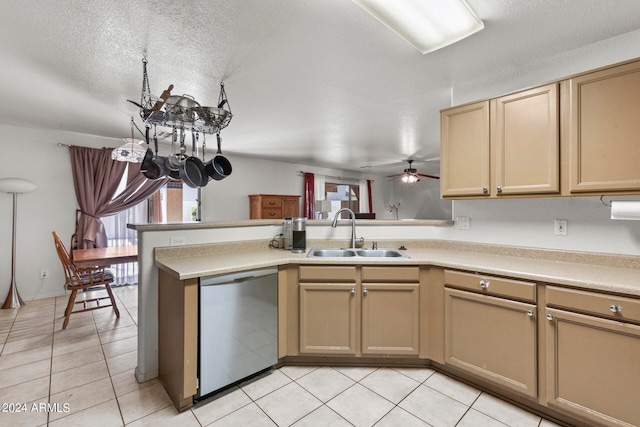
[314,174,326,219]
[359,179,369,214]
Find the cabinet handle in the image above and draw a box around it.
[496,186,502,193]
[482,186,488,194]
[526,310,534,317]
[610,304,622,313]
[351,288,355,295]
[363,287,368,295]
[546,313,553,321]
[479,280,490,289]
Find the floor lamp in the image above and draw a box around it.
[0,178,37,309]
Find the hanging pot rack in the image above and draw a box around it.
[132,57,232,135]
[129,57,234,186]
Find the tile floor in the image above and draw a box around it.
[0,285,564,426]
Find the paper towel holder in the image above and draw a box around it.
[601,196,640,220]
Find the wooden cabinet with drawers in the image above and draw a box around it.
[249,194,300,219]
[444,269,538,398]
[545,286,640,426]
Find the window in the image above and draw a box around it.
[325,182,360,219]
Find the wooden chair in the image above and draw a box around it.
[52,231,120,329]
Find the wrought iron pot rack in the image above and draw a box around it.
[133,57,232,135]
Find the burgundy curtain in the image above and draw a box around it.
[303,172,315,219]
[367,179,373,213]
[70,146,167,249]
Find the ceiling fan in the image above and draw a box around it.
[386,160,440,184]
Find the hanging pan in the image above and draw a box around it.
[143,126,169,180]
[140,126,154,173]
[179,131,208,188]
[205,133,232,181]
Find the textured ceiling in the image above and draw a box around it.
[1,0,639,175]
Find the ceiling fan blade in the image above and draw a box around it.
[417,173,440,180]
[385,173,401,178]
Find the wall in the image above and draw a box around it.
[199,156,379,221]
[0,124,121,302]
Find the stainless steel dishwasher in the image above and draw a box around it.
[197,267,278,400]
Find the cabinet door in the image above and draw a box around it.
[361,283,419,356]
[441,101,491,197]
[494,83,559,195]
[444,288,537,398]
[545,308,640,427]
[299,283,357,355]
[282,197,300,218]
[568,61,640,193]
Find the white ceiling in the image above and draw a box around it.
[1,0,640,176]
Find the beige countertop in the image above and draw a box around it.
[155,240,640,297]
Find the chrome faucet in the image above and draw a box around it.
[332,208,363,249]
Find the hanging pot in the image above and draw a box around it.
[141,126,157,178]
[205,133,232,181]
[179,131,208,188]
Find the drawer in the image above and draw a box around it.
[362,266,419,282]
[261,208,282,218]
[444,269,536,303]
[262,198,282,208]
[546,285,640,324]
[299,266,357,282]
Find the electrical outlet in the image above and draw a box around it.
[170,236,186,246]
[554,219,568,236]
[40,269,49,279]
[456,216,470,230]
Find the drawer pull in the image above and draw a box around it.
[351,288,355,295]
[610,304,622,313]
[546,313,553,321]
[363,287,368,295]
[479,280,490,289]
[526,310,534,317]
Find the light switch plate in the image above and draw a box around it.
[554,219,568,236]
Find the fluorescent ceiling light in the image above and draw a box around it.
[352,0,484,54]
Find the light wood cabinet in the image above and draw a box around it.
[444,270,538,398]
[493,83,559,195]
[440,101,491,197]
[441,57,640,199]
[545,286,640,426]
[298,265,420,357]
[249,194,300,219]
[567,60,640,193]
[441,84,559,198]
[361,267,420,356]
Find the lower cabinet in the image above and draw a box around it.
[298,265,420,357]
[545,286,640,427]
[444,270,537,398]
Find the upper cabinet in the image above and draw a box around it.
[567,61,640,193]
[440,101,490,197]
[441,58,640,199]
[441,84,559,198]
[493,83,559,196]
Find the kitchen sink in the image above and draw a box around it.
[307,248,409,258]
[307,249,357,257]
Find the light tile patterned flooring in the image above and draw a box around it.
[0,285,564,426]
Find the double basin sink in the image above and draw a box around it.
[307,248,409,258]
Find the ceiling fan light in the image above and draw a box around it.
[352,0,484,54]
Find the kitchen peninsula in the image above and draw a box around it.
[131,220,640,427]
